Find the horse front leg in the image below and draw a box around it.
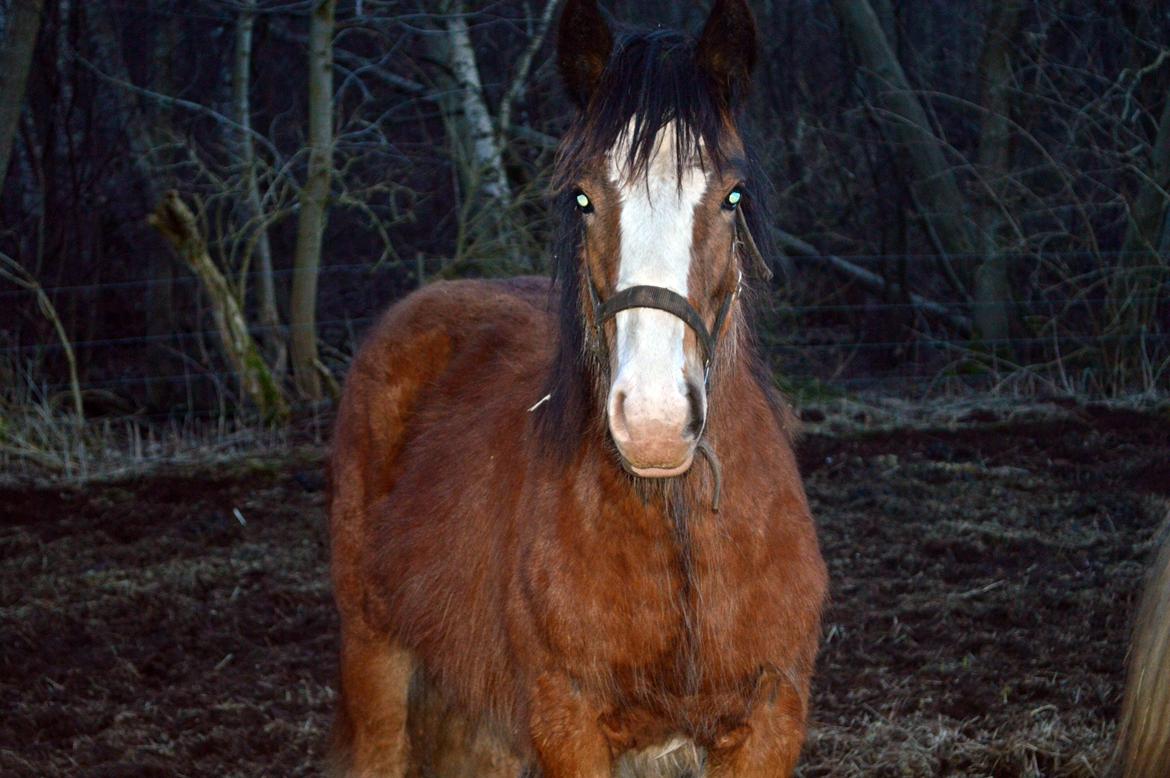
[705,675,809,778]
[528,672,613,778]
[329,623,414,778]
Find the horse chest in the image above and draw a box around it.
[522,517,688,673]
[521,509,777,688]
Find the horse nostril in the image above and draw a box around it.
[685,381,706,441]
[609,390,631,443]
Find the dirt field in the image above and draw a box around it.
[2,403,1168,777]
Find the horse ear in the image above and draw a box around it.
[696,0,759,106]
[557,0,615,108]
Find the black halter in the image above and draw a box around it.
[584,210,768,387]
[582,211,770,510]
[587,282,734,388]
[586,278,732,510]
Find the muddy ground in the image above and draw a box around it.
[2,403,1168,777]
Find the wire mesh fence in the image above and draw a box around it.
[2,252,1167,475]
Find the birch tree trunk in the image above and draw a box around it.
[428,1,519,268]
[290,0,336,401]
[0,0,46,191]
[446,9,511,207]
[497,0,559,140]
[972,0,1023,346]
[831,0,976,260]
[233,0,285,375]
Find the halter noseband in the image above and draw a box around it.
[584,210,768,384]
[586,277,733,510]
[587,282,735,387]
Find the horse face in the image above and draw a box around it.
[558,0,758,479]
[575,127,744,478]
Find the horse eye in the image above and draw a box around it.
[723,187,745,211]
[574,191,594,214]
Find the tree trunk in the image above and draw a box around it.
[972,0,1023,346]
[446,7,512,208]
[150,192,289,423]
[90,2,181,404]
[290,0,336,401]
[145,6,179,405]
[233,0,285,375]
[0,0,46,192]
[427,2,519,269]
[831,0,976,260]
[870,0,897,53]
[497,0,559,140]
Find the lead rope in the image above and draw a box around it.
[694,214,769,513]
[695,438,723,513]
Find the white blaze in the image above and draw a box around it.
[606,124,708,474]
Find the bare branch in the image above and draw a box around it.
[498,0,560,137]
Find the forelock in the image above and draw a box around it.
[553,28,731,193]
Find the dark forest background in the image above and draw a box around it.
[1,0,1168,467]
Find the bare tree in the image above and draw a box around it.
[419,1,558,270]
[86,2,182,397]
[972,0,1023,345]
[422,1,517,268]
[498,0,560,140]
[290,0,336,401]
[831,0,976,264]
[0,0,46,191]
[445,1,512,210]
[232,0,286,374]
[832,0,1032,347]
[150,191,289,423]
[1117,79,1170,330]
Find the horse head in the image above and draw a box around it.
[551,0,763,479]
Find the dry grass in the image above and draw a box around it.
[0,381,329,484]
[803,709,1114,777]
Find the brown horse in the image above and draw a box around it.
[327,1,826,775]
